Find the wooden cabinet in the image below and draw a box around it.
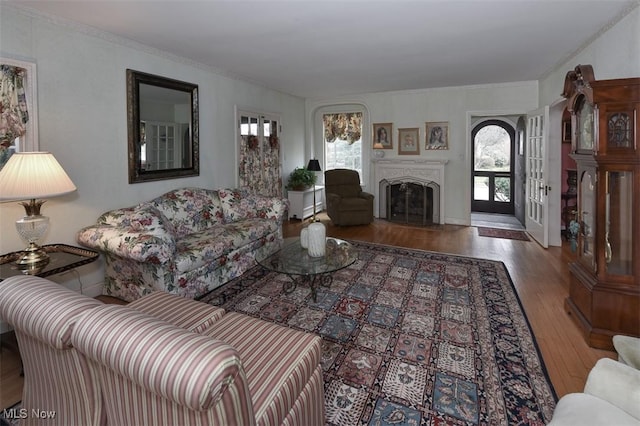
[288,185,324,220]
[562,65,640,350]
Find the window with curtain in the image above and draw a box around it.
[323,112,363,179]
[0,63,30,170]
[238,111,282,197]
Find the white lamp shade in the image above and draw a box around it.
[0,152,77,201]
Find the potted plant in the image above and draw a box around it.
[286,167,317,191]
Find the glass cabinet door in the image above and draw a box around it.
[607,112,632,149]
[605,170,634,276]
[579,169,596,271]
[601,102,636,152]
[576,96,595,152]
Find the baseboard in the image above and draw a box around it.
[445,217,469,226]
[46,272,103,297]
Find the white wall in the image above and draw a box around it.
[306,82,539,225]
[0,5,306,311]
[539,5,640,106]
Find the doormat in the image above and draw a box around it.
[477,227,530,241]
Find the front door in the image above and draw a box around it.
[525,107,550,247]
[471,120,515,214]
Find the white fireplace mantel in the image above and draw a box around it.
[372,159,448,223]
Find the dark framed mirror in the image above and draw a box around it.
[127,69,199,183]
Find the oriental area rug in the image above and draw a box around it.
[200,240,556,425]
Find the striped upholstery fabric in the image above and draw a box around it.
[0,275,104,425]
[203,312,324,426]
[129,291,225,332]
[281,366,324,426]
[71,305,256,426]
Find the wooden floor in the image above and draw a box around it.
[0,214,616,409]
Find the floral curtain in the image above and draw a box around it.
[262,132,282,197]
[238,121,282,197]
[0,65,29,152]
[323,112,362,144]
[239,134,262,191]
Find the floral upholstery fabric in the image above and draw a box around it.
[219,188,288,222]
[78,205,176,263]
[149,188,224,238]
[174,219,279,273]
[77,187,288,302]
[100,235,280,302]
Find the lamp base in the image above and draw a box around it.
[14,208,50,268]
[15,242,50,267]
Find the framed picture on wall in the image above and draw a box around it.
[425,122,449,150]
[372,123,393,149]
[398,127,420,155]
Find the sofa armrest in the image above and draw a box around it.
[129,291,225,333]
[613,335,640,369]
[584,358,640,420]
[326,192,341,205]
[0,275,102,348]
[549,393,640,426]
[359,191,374,201]
[77,225,176,263]
[72,305,255,422]
[77,204,177,263]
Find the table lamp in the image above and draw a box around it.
[306,159,322,222]
[0,152,77,267]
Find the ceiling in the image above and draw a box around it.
[6,0,639,98]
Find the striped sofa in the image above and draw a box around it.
[0,275,324,425]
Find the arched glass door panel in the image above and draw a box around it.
[472,121,515,214]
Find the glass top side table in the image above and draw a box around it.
[0,244,99,281]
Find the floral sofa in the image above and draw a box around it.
[77,187,288,302]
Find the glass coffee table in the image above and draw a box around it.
[255,237,357,302]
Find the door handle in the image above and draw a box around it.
[538,185,551,195]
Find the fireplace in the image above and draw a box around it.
[380,179,439,225]
[373,159,447,224]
